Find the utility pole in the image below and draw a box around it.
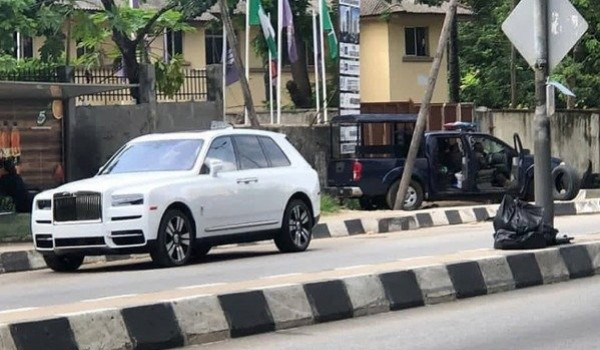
[533,0,553,227]
[393,0,459,210]
[510,0,518,108]
[218,0,260,127]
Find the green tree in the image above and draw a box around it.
[0,0,70,64]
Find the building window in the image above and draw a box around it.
[205,29,223,65]
[76,40,93,58]
[166,30,183,60]
[405,27,428,57]
[12,32,33,59]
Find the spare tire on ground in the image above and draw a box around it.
[552,164,580,201]
[493,195,557,250]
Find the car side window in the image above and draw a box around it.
[203,136,238,173]
[234,135,269,170]
[259,137,291,167]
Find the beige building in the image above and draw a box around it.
[20,0,471,110]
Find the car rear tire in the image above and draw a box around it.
[553,164,581,201]
[275,199,313,253]
[386,180,424,211]
[150,209,195,267]
[43,253,84,272]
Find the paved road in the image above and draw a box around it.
[1,214,599,311]
[184,275,600,350]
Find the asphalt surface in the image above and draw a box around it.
[1,214,599,311]
[183,275,600,350]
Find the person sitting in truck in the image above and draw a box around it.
[473,142,488,169]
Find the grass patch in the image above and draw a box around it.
[0,213,32,243]
[321,194,361,215]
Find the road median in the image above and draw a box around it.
[2,235,600,350]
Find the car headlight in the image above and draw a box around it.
[111,194,144,207]
[36,199,51,210]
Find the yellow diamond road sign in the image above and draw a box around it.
[502,0,588,72]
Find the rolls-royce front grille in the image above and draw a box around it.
[53,192,102,222]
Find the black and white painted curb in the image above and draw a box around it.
[2,241,600,350]
[2,198,600,275]
[314,198,600,238]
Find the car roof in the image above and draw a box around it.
[425,131,491,137]
[330,114,418,123]
[129,128,284,143]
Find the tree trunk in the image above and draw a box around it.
[121,42,141,102]
[288,29,312,108]
[448,5,460,103]
[218,0,259,126]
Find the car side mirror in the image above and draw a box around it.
[209,160,223,177]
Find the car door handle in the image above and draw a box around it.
[236,177,258,184]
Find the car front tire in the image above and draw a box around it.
[275,199,313,253]
[43,253,85,272]
[150,209,195,267]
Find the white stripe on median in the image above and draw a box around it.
[81,294,138,303]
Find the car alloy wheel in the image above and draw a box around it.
[165,215,192,264]
[289,204,311,248]
[151,209,195,267]
[275,199,313,253]
[404,186,418,208]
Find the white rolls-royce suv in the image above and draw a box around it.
[31,128,321,271]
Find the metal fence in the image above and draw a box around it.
[74,67,208,105]
[157,68,208,102]
[74,68,132,104]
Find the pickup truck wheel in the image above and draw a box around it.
[150,209,195,267]
[43,253,84,272]
[275,199,313,253]
[386,180,424,211]
[553,164,580,201]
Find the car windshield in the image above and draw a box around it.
[100,139,204,174]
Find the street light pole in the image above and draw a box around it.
[533,0,553,227]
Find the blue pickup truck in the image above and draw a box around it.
[327,114,580,210]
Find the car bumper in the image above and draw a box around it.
[326,186,363,198]
[31,208,152,254]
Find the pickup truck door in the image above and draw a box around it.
[429,135,470,196]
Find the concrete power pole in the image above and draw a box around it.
[533,0,553,227]
[393,0,459,210]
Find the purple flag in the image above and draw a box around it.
[282,0,298,63]
[223,47,240,86]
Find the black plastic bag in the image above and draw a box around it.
[493,195,557,250]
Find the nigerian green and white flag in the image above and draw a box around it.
[321,0,338,59]
[249,0,278,58]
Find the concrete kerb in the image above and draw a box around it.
[66,309,132,350]
[341,274,390,317]
[4,242,600,350]
[261,284,314,330]
[534,249,570,284]
[171,295,230,345]
[2,198,600,276]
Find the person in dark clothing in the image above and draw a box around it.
[0,159,32,213]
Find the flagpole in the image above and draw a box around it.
[276,0,283,124]
[319,0,328,123]
[245,0,250,125]
[222,23,227,122]
[268,13,275,124]
[312,9,320,114]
